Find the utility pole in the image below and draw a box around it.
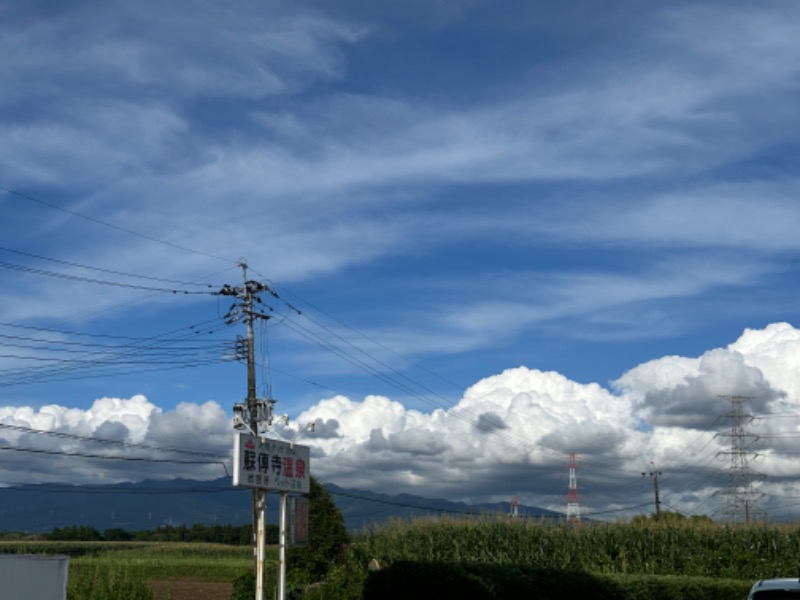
[642,463,662,517]
[218,262,274,600]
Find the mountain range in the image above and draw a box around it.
[0,478,563,533]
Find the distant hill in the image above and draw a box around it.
[324,483,563,531]
[0,478,562,534]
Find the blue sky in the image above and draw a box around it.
[2,0,800,520]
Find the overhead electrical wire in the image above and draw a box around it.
[0,423,228,460]
[0,188,576,511]
[0,246,219,289]
[3,187,566,466]
[0,320,173,341]
[2,483,240,495]
[0,318,234,388]
[0,259,212,295]
[266,296,567,461]
[0,445,229,475]
[255,279,710,495]
[264,277,467,393]
[0,331,222,352]
[0,423,232,479]
[329,488,649,520]
[255,276,764,519]
[1,185,235,264]
[6,187,796,519]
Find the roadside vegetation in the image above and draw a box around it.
[3,501,799,599]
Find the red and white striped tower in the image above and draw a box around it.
[566,452,581,525]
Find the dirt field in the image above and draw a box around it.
[147,577,234,600]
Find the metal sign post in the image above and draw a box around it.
[256,491,266,600]
[278,492,288,600]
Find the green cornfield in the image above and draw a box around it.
[4,519,800,599]
[353,516,800,581]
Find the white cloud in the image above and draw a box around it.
[0,395,230,484]
[2,0,800,522]
[296,367,638,505]
[3,1,799,337]
[622,349,782,428]
[2,323,800,518]
[547,189,800,253]
[729,323,800,401]
[290,324,800,515]
[0,2,364,103]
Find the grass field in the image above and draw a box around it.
[72,543,252,599]
[0,541,253,599]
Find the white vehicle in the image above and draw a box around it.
[748,578,800,599]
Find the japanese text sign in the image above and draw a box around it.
[232,433,310,494]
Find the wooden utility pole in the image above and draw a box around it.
[642,463,662,517]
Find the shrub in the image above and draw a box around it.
[363,562,752,600]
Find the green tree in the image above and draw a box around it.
[235,477,351,599]
[49,525,102,541]
[103,527,132,541]
[289,476,350,581]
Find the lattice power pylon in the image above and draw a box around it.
[566,452,581,524]
[715,395,766,523]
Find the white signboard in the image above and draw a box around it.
[232,433,310,494]
[0,555,69,600]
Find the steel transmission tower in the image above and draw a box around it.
[715,395,766,523]
[566,452,581,524]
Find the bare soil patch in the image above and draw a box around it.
[146,577,233,600]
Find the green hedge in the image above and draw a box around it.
[363,562,752,600]
[0,541,142,557]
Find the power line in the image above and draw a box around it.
[264,278,467,393]
[0,318,233,388]
[328,487,650,520]
[2,483,240,495]
[0,423,228,459]
[0,246,219,289]
[0,445,229,474]
[1,185,235,264]
[0,260,213,295]
[274,312,565,460]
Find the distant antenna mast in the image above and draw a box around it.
[566,452,581,525]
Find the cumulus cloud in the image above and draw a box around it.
[0,395,230,485]
[618,348,785,429]
[3,0,800,526]
[294,367,640,507]
[3,320,800,519]
[288,324,800,516]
